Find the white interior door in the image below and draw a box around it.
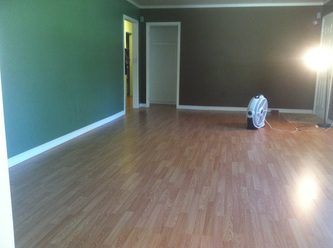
[314,13,333,121]
[147,23,180,106]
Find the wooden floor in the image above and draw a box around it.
[9,106,333,248]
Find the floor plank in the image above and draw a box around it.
[9,106,333,248]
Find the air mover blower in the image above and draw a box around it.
[247,95,268,129]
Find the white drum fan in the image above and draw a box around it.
[247,95,268,129]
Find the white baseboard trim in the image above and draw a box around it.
[269,108,313,114]
[139,103,149,108]
[150,101,176,105]
[177,105,247,111]
[8,111,125,168]
[177,105,313,114]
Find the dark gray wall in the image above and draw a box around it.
[141,7,321,109]
[324,0,333,15]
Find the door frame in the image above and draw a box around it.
[146,22,181,108]
[0,72,15,248]
[123,15,139,111]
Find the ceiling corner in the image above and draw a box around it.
[126,0,143,8]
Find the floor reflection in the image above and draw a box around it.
[296,173,319,212]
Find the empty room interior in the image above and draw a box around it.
[2,0,333,247]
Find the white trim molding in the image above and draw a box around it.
[8,111,125,167]
[141,3,323,9]
[178,105,313,114]
[269,108,313,114]
[0,71,15,248]
[178,105,247,112]
[126,0,324,9]
[139,103,149,108]
[126,0,141,8]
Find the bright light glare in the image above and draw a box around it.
[296,174,318,211]
[303,46,333,72]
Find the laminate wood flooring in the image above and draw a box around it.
[9,106,333,248]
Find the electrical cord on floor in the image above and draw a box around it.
[265,120,298,133]
[264,120,331,133]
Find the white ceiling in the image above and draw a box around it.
[127,0,326,8]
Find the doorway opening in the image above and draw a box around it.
[146,22,181,108]
[123,16,139,113]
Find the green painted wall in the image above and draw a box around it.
[0,0,139,157]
